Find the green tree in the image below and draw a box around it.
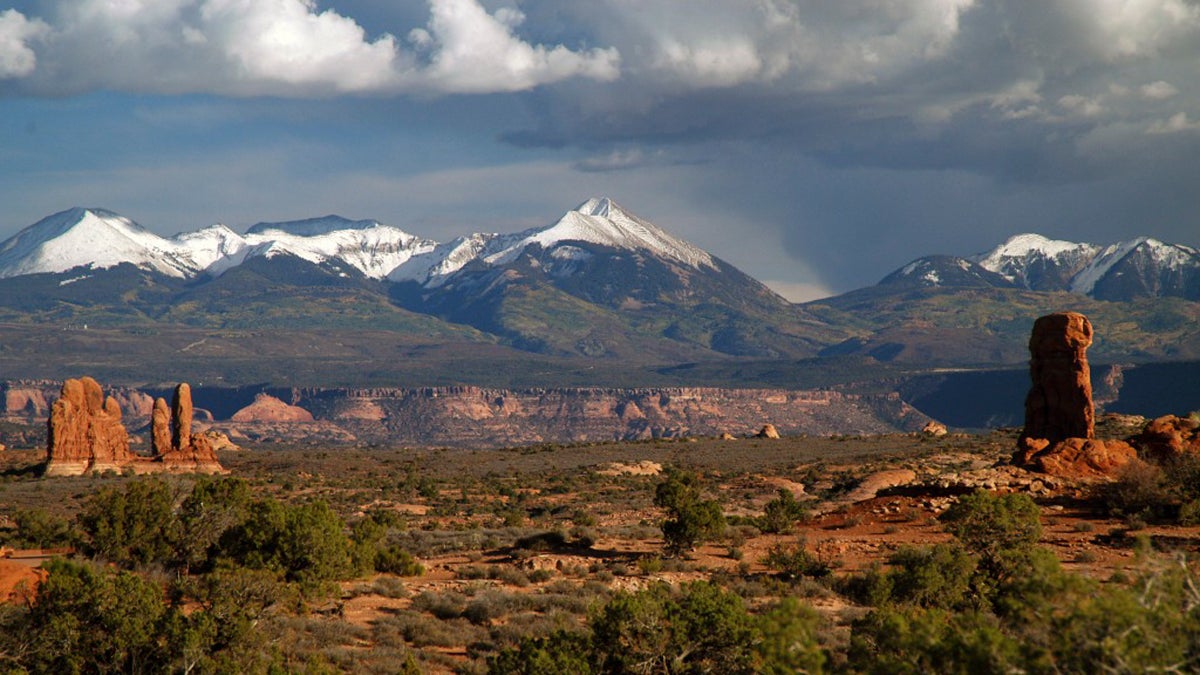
[754,597,826,674]
[940,490,1041,563]
[5,508,73,549]
[591,581,755,674]
[757,488,809,534]
[654,469,725,556]
[176,476,252,573]
[219,498,354,586]
[25,558,172,675]
[76,479,180,568]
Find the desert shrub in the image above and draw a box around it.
[375,545,424,576]
[514,530,568,552]
[5,507,73,549]
[941,490,1042,564]
[488,630,595,674]
[177,477,253,573]
[849,606,1020,674]
[413,590,468,620]
[757,488,809,534]
[218,498,355,586]
[754,597,826,674]
[761,540,832,580]
[880,543,978,610]
[654,468,725,556]
[1095,461,1175,523]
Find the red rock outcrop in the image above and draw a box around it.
[231,393,315,423]
[44,377,133,477]
[154,383,224,474]
[1134,415,1200,462]
[1014,313,1138,479]
[150,397,172,456]
[757,423,781,439]
[1021,312,1095,445]
[44,378,224,476]
[172,383,193,451]
[1026,438,1138,479]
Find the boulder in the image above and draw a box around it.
[1027,438,1138,480]
[922,421,949,437]
[1135,414,1200,462]
[757,423,781,439]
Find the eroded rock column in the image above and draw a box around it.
[1021,311,1094,445]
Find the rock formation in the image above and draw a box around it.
[151,398,172,456]
[231,393,315,423]
[1022,312,1095,445]
[757,423,781,439]
[1135,415,1200,462]
[922,421,949,437]
[152,383,224,474]
[1014,313,1136,478]
[45,378,224,476]
[44,377,134,477]
[172,383,193,450]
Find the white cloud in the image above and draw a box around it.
[9,0,619,96]
[1141,80,1179,99]
[405,0,619,93]
[1147,111,1200,134]
[615,0,977,89]
[0,10,48,78]
[199,0,401,93]
[1059,94,1105,117]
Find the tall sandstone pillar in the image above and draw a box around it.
[1015,312,1137,478]
[172,383,193,451]
[1021,311,1094,445]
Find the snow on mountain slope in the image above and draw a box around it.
[240,219,437,279]
[1071,238,1200,296]
[172,224,250,273]
[0,208,199,278]
[0,209,437,281]
[971,233,1100,290]
[389,198,716,287]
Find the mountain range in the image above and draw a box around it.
[883,233,1200,301]
[0,199,1198,385]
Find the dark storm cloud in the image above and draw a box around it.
[2,0,1199,295]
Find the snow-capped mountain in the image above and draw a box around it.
[0,208,436,281]
[389,198,716,287]
[242,216,437,279]
[878,255,1018,290]
[880,233,1200,301]
[0,208,202,279]
[971,233,1200,300]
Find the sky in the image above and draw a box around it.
[1,0,1199,301]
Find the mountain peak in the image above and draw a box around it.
[576,197,619,218]
[0,207,196,279]
[246,215,383,237]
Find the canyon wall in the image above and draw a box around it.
[2,381,930,448]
